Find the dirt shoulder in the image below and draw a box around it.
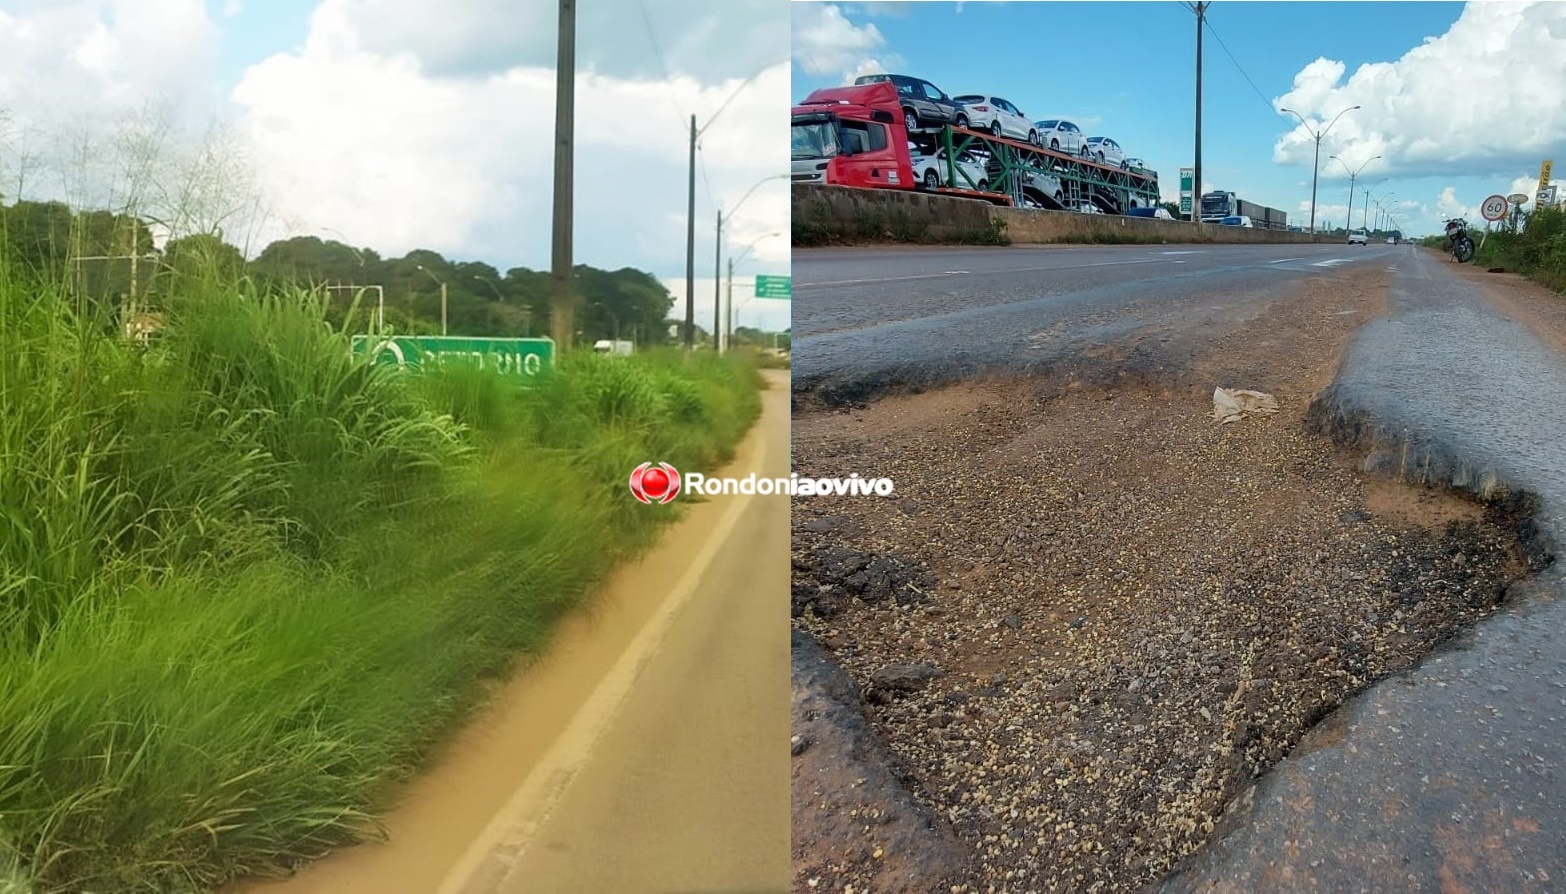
[790,265,1533,893]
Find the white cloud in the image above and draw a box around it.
[0,0,218,134]
[333,0,784,85]
[1436,186,1476,222]
[1272,1,1566,179]
[792,2,901,83]
[1,0,786,281]
[231,0,787,271]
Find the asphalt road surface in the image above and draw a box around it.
[792,241,1410,405]
[1159,248,1566,892]
[235,370,789,894]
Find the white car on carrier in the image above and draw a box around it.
[952,94,1038,145]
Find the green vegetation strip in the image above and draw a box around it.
[0,261,761,892]
[1424,206,1566,294]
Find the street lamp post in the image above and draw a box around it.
[716,173,787,353]
[684,62,775,350]
[1330,154,1379,237]
[1280,105,1360,235]
[472,276,504,302]
[1363,178,1387,232]
[415,264,447,335]
[725,231,780,352]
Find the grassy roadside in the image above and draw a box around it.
[1426,207,1566,293]
[0,258,762,892]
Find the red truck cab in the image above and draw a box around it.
[791,82,915,190]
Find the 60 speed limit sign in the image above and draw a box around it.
[1480,194,1508,221]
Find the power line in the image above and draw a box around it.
[1203,13,1283,119]
[698,153,716,210]
[638,0,690,134]
[642,0,723,217]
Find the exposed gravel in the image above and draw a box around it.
[789,267,1530,893]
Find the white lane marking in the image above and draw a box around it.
[1269,258,1307,263]
[1159,250,1204,255]
[797,258,1162,288]
[435,442,766,894]
[1312,258,1349,267]
[795,270,966,288]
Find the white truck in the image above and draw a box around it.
[593,339,634,356]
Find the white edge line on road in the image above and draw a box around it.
[1269,257,1306,263]
[435,442,766,894]
[797,258,1161,289]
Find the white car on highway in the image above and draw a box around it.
[1034,118,1089,156]
[1348,231,1369,245]
[1085,136,1127,168]
[952,94,1038,145]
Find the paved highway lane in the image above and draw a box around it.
[793,242,1411,405]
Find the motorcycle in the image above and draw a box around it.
[1444,218,1475,263]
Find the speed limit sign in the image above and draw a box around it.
[1481,194,1508,222]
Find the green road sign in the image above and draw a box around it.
[754,275,792,299]
[350,335,555,377]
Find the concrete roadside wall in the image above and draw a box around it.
[793,184,1326,246]
[793,183,999,243]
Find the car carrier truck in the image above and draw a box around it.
[1199,190,1289,230]
[792,82,1161,213]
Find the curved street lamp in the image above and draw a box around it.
[471,275,504,302]
[1280,105,1360,235]
[685,61,780,349]
[1362,178,1389,231]
[715,173,787,348]
[1330,154,1379,239]
[725,231,781,352]
[414,263,447,336]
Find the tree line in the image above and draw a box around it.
[0,199,690,345]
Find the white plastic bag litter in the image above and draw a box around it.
[1212,387,1278,424]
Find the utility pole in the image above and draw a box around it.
[440,280,448,336]
[679,69,769,351]
[685,114,696,349]
[714,209,722,352]
[726,257,734,352]
[549,0,575,348]
[1193,1,1205,231]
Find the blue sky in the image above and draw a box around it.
[0,0,789,333]
[792,1,1566,237]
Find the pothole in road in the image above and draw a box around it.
[789,270,1543,894]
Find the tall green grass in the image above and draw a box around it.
[1454,206,1566,293]
[0,256,762,892]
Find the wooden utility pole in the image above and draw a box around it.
[1193,1,1206,232]
[685,114,696,349]
[713,209,722,351]
[549,0,575,348]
